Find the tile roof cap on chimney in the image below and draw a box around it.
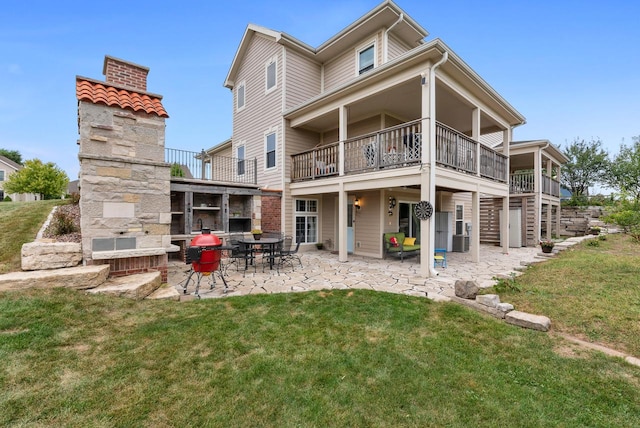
[76,76,169,118]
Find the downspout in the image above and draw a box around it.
[428,51,448,277]
[383,13,403,63]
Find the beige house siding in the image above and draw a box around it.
[387,33,411,61]
[323,48,354,92]
[347,115,382,138]
[353,190,381,257]
[320,194,336,249]
[232,33,283,190]
[285,49,321,110]
[283,127,321,235]
[323,32,383,92]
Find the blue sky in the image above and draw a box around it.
[1,0,638,183]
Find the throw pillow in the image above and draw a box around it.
[389,236,399,247]
[403,237,416,246]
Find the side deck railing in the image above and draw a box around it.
[291,120,508,183]
[542,175,561,197]
[344,120,422,174]
[166,148,257,185]
[510,172,561,197]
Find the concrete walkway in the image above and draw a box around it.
[169,243,553,300]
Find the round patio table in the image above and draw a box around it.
[238,237,283,270]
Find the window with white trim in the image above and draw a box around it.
[237,145,245,176]
[455,204,464,235]
[265,57,277,92]
[265,131,276,169]
[295,199,318,243]
[236,81,245,111]
[358,44,375,75]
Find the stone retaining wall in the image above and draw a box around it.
[560,206,606,236]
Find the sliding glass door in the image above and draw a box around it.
[399,202,420,243]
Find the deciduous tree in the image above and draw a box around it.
[0,149,23,165]
[3,159,68,200]
[561,138,609,197]
[606,138,640,202]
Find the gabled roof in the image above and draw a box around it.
[205,138,233,155]
[283,38,526,128]
[76,76,169,118]
[224,0,427,89]
[504,139,570,164]
[0,154,22,171]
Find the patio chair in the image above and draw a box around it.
[279,235,302,270]
[434,248,447,268]
[227,234,255,275]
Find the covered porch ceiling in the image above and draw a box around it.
[290,77,505,138]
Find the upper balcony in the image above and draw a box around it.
[165,148,257,186]
[510,172,561,197]
[291,120,508,183]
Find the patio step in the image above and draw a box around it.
[87,271,161,300]
[0,264,110,292]
[147,283,181,301]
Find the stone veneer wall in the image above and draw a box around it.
[78,101,171,280]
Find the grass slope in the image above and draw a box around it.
[497,234,640,357]
[0,200,62,274]
[1,288,639,427]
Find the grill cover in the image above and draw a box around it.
[189,229,221,273]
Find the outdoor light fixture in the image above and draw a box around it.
[354,198,361,210]
[388,197,396,216]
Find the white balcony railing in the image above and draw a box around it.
[291,120,507,183]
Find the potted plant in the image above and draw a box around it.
[251,229,263,240]
[540,239,555,253]
[315,242,324,250]
[589,226,601,235]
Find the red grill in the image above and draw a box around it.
[188,229,222,273]
[183,228,227,297]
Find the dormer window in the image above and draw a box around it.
[358,44,375,75]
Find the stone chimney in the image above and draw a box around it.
[102,55,149,92]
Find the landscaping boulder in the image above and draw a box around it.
[21,242,82,270]
[505,311,551,332]
[476,294,500,308]
[455,280,479,299]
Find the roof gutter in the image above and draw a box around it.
[428,50,448,277]
[383,13,403,63]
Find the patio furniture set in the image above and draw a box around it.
[182,229,302,298]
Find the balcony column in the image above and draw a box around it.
[471,189,480,263]
[472,108,481,176]
[502,128,511,254]
[337,183,348,262]
[546,202,552,240]
[534,147,542,243]
[420,65,434,277]
[338,105,347,176]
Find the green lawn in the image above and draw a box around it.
[1,202,639,426]
[494,233,640,357]
[1,288,639,427]
[0,200,63,274]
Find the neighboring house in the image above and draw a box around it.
[223,0,528,276]
[0,155,39,202]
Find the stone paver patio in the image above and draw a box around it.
[168,243,558,300]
